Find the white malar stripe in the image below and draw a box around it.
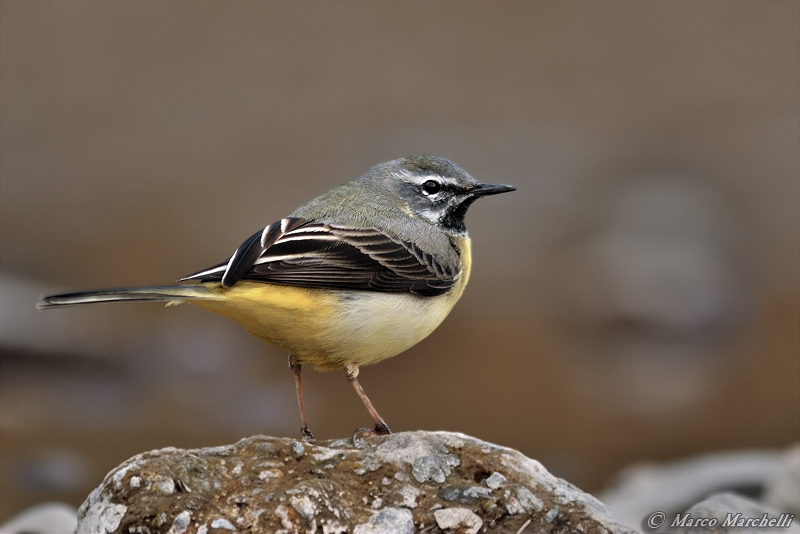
[416,206,442,225]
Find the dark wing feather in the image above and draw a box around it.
[220,230,266,287]
[181,218,458,297]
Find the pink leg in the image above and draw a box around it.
[345,364,391,436]
[289,355,314,441]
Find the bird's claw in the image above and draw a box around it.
[352,423,391,444]
[300,426,315,443]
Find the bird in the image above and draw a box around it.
[38,155,515,441]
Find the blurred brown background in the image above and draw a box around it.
[1,1,798,523]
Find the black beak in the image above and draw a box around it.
[470,182,517,197]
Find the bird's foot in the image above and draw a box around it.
[300,426,315,443]
[352,423,391,443]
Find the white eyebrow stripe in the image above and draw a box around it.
[398,174,458,187]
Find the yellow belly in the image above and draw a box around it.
[189,238,471,371]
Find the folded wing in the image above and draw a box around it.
[181,218,457,297]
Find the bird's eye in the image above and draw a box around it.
[422,180,441,195]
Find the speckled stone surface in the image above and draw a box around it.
[76,431,638,534]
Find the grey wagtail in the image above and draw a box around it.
[39,155,515,440]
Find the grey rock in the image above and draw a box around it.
[504,486,545,515]
[463,486,492,500]
[393,471,410,482]
[682,492,800,534]
[209,518,235,531]
[353,508,413,534]
[434,507,483,534]
[77,488,127,534]
[375,432,453,466]
[763,443,800,515]
[289,493,317,521]
[411,454,460,483]
[600,445,799,531]
[290,440,305,459]
[354,455,381,475]
[394,485,422,509]
[0,502,78,534]
[73,431,635,534]
[484,472,507,489]
[545,505,560,523]
[439,484,492,504]
[165,511,190,534]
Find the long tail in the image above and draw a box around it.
[37,285,215,309]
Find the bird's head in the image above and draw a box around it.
[369,155,516,234]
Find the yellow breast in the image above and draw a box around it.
[189,236,472,371]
